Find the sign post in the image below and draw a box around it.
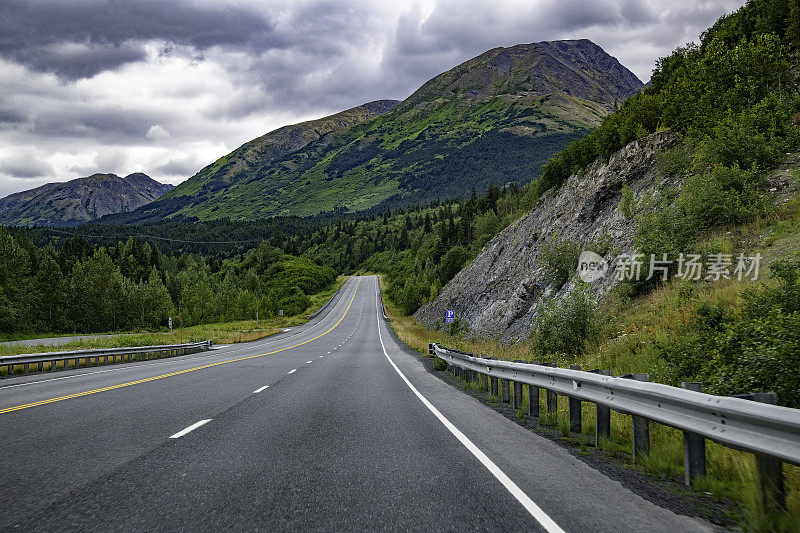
[169,316,173,343]
[256,311,259,328]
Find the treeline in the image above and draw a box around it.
[0,228,334,336]
[299,182,539,314]
[14,216,327,258]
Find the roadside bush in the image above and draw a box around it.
[652,258,800,408]
[277,285,310,316]
[533,284,598,358]
[680,164,764,228]
[702,312,800,408]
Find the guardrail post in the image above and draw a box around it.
[595,370,611,446]
[512,360,525,409]
[501,378,510,403]
[752,392,786,513]
[541,363,557,416]
[490,375,499,397]
[428,343,435,357]
[681,382,707,485]
[528,361,540,419]
[568,365,581,433]
[627,373,650,458]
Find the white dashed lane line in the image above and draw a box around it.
[169,419,212,439]
[253,385,269,393]
[288,369,297,374]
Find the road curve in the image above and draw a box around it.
[0,276,713,532]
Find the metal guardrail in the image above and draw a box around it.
[432,343,800,511]
[378,288,388,320]
[1,341,213,377]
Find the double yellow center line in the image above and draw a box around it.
[0,278,361,415]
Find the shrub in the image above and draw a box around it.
[539,236,581,287]
[656,144,693,176]
[620,184,636,219]
[652,258,800,408]
[533,284,598,358]
[680,164,764,228]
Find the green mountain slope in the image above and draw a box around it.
[109,39,643,223]
[0,173,173,227]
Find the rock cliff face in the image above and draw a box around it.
[415,131,678,342]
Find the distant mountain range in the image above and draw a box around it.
[0,173,173,227]
[104,39,643,224]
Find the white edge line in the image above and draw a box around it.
[373,278,565,533]
[169,419,212,439]
[254,385,269,393]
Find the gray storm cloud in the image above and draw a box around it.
[0,0,745,194]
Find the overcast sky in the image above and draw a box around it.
[0,0,746,197]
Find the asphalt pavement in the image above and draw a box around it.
[0,276,716,532]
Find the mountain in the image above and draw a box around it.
[0,173,173,227]
[108,39,643,224]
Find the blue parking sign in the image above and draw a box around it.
[445,310,455,323]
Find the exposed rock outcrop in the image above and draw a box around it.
[415,131,678,342]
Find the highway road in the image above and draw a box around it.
[0,276,714,532]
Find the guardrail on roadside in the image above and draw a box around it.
[0,341,213,378]
[378,287,388,320]
[430,343,800,513]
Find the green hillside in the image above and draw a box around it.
[106,39,643,223]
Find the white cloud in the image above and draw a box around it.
[145,124,171,140]
[0,0,746,197]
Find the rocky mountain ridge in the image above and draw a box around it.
[106,39,643,223]
[0,172,173,227]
